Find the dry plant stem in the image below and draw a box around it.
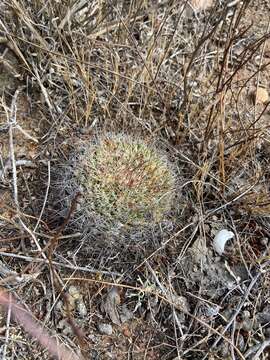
[215,4,238,92]
[47,267,88,358]
[201,262,269,360]
[230,319,237,360]
[222,34,270,91]
[170,144,232,191]
[152,2,187,82]
[218,91,226,192]
[2,293,12,360]
[6,89,47,259]
[0,19,30,71]
[10,0,49,50]
[0,290,81,360]
[244,339,270,359]
[149,262,184,354]
[235,56,270,107]
[0,24,158,98]
[0,159,34,181]
[8,90,20,209]
[64,276,246,359]
[51,272,83,341]
[181,5,229,110]
[34,161,50,232]
[133,220,197,272]
[42,192,114,354]
[0,252,119,277]
[111,4,165,107]
[133,182,254,273]
[229,213,252,279]
[215,5,240,190]
[182,334,213,357]
[206,183,257,216]
[47,193,81,260]
[254,18,270,119]
[33,65,54,113]
[36,232,82,240]
[59,0,89,29]
[15,124,38,143]
[204,2,251,144]
[0,1,269,358]
[59,287,88,357]
[32,190,117,354]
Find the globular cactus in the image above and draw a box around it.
[72,135,175,230]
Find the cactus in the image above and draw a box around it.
[73,135,175,229]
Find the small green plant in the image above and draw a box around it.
[75,135,175,228]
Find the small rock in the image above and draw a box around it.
[77,299,87,317]
[97,323,113,336]
[190,237,208,264]
[65,286,80,312]
[251,87,269,104]
[242,310,251,319]
[69,285,81,298]
[102,287,121,325]
[119,305,133,323]
[260,237,269,246]
[169,294,190,313]
[57,319,73,336]
[55,300,63,312]
[62,286,87,317]
[199,303,221,318]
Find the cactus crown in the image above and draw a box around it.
[76,135,174,227]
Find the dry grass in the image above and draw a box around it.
[0,0,270,359]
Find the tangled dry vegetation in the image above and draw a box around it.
[0,0,270,359]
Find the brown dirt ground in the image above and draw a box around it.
[0,0,270,359]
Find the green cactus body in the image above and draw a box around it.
[75,135,175,228]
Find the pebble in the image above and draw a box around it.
[57,319,73,336]
[68,287,87,317]
[260,237,269,246]
[251,87,269,104]
[77,300,87,317]
[119,305,133,323]
[97,323,113,336]
[61,286,87,317]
